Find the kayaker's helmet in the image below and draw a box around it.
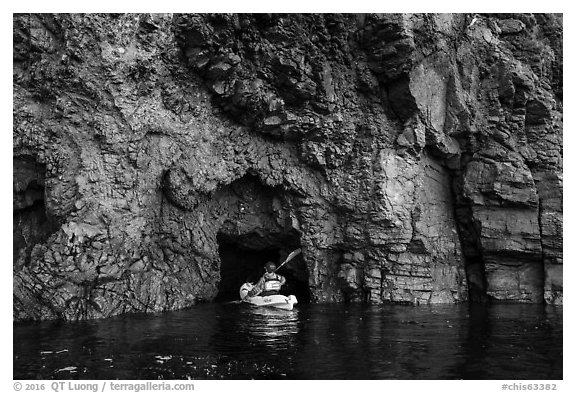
[265,262,276,272]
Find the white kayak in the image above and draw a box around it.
[239,283,298,311]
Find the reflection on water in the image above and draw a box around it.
[14,303,562,380]
[242,307,299,343]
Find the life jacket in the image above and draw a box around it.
[263,273,282,292]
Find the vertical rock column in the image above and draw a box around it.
[533,171,563,304]
[373,150,467,304]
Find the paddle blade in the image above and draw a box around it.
[275,248,302,271]
[285,248,302,263]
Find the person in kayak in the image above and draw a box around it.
[248,261,286,297]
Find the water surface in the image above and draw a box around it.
[14,303,562,379]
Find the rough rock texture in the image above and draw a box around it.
[13,13,562,321]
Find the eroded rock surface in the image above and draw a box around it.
[13,13,562,321]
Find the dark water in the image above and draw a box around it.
[14,303,562,380]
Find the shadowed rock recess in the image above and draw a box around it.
[13,13,562,321]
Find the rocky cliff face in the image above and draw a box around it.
[13,13,562,321]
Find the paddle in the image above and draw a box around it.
[274,248,302,272]
[244,248,302,298]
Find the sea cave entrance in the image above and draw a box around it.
[215,231,311,303]
[13,156,59,269]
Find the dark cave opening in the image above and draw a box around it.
[215,232,311,303]
[13,156,58,269]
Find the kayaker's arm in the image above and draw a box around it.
[279,275,286,286]
[255,276,265,289]
[248,277,265,297]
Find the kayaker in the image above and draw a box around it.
[248,262,286,297]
